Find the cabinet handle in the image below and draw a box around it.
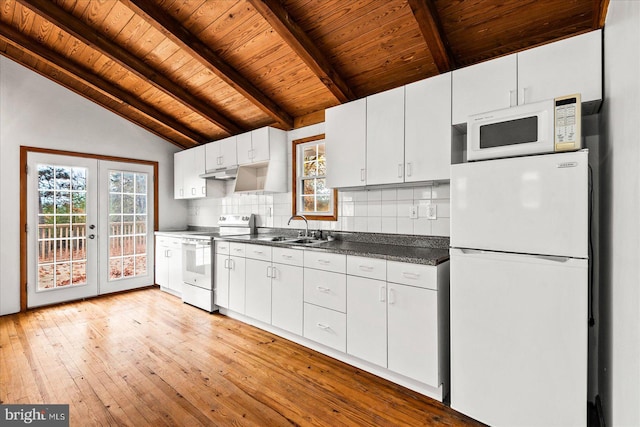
[522,87,529,104]
[224,258,229,269]
[317,259,330,265]
[358,265,374,271]
[266,266,272,278]
[253,250,264,255]
[316,323,331,331]
[191,188,196,196]
[388,287,396,305]
[379,285,386,302]
[202,186,206,195]
[234,248,243,253]
[360,169,365,182]
[509,89,516,107]
[402,272,420,280]
[218,156,223,165]
[249,148,255,159]
[229,259,235,269]
[398,164,403,178]
[180,188,184,197]
[316,286,331,293]
[165,249,170,258]
[281,254,293,259]
[270,266,277,279]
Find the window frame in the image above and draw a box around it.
[291,134,338,221]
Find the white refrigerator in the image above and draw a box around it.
[450,150,589,427]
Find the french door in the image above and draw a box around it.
[26,152,155,308]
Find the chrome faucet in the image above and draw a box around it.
[287,215,309,237]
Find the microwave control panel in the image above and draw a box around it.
[554,94,582,152]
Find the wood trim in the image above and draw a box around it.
[291,134,338,222]
[408,0,456,73]
[19,146,160,313]
[0,26,202,149]
[248,0,355,103]
[593,0,610,28]
[123,0,293,130]
[293,110,325,129]
[16,0,243,135]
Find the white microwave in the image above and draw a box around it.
[467,94,582,161]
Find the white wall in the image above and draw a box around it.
[0,57,188,316]
[189,123,451,235]
[599,1,640,425]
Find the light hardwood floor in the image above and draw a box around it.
[0,288,483,426]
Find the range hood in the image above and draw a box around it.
[199,166,238,180]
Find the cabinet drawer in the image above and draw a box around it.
[304,269,346,312]
[272,247,303,267]
[387,261,437,290]
[304,251,346,273]
[229,242,246,257]
[215,240,231,255]
[304,303,346,352]
[245,244,272,261]
[347,255,386,281]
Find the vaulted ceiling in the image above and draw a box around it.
[0,0,609,149]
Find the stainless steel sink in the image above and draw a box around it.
[256,236,328,246]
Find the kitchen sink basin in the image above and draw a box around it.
[256,236,328,246]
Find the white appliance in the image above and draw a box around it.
[467,94,582,161]
[181,215,255,312]
[450,150,589,426]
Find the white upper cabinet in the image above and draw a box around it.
[174,145,224,199]
[452,29,602,125]
[405,72,452,182]
[205,135,237,171]
[237,127,273,165]
[452,54,517,125]
[517,30,602,108]
[326,98,367,189]
[366,86,405,186]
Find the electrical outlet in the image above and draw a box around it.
[426,203,437,220]
[409,205,418,219]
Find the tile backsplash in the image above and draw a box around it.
[188,181,450,237]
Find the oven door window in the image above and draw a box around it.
[183,243,211,276]
[479,116,538,148]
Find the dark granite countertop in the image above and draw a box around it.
[214,232,450,266]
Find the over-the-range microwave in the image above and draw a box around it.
[467,94,582,161]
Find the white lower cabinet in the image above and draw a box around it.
[387,282,439,386]
[155,235,183,296]
[245,258,272,324]
[303,303,346,352]
[346,275,387,368]
[271,260,304,335]
[228,255,246,314]
[214,253,229,308]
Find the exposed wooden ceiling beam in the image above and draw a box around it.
[593,0,610,28]
[122,0,294,130]
[15,0,244,136]
[408,0,456,73]
[0,24,202,149]
[248,0,355,103]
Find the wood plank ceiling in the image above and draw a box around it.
[0,0,609,149]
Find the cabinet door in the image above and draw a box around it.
[245,259,272,323]
[249,127,270,163]
[155,241,169,287]
[271,263,303,335]
[325,98,366,188]
[388,283,439,386]
[517,30,601,105]
[405,73,451,182]
[219,135,238,169]
[366,86,405,185]
[346,276,387,368]
[166,239,183,294]
[173,151,187,199]
[452,54,517,125]
[236,132,253,165]
[214,254,229,308]
[228,256,246,313]
[204,142,220,172]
